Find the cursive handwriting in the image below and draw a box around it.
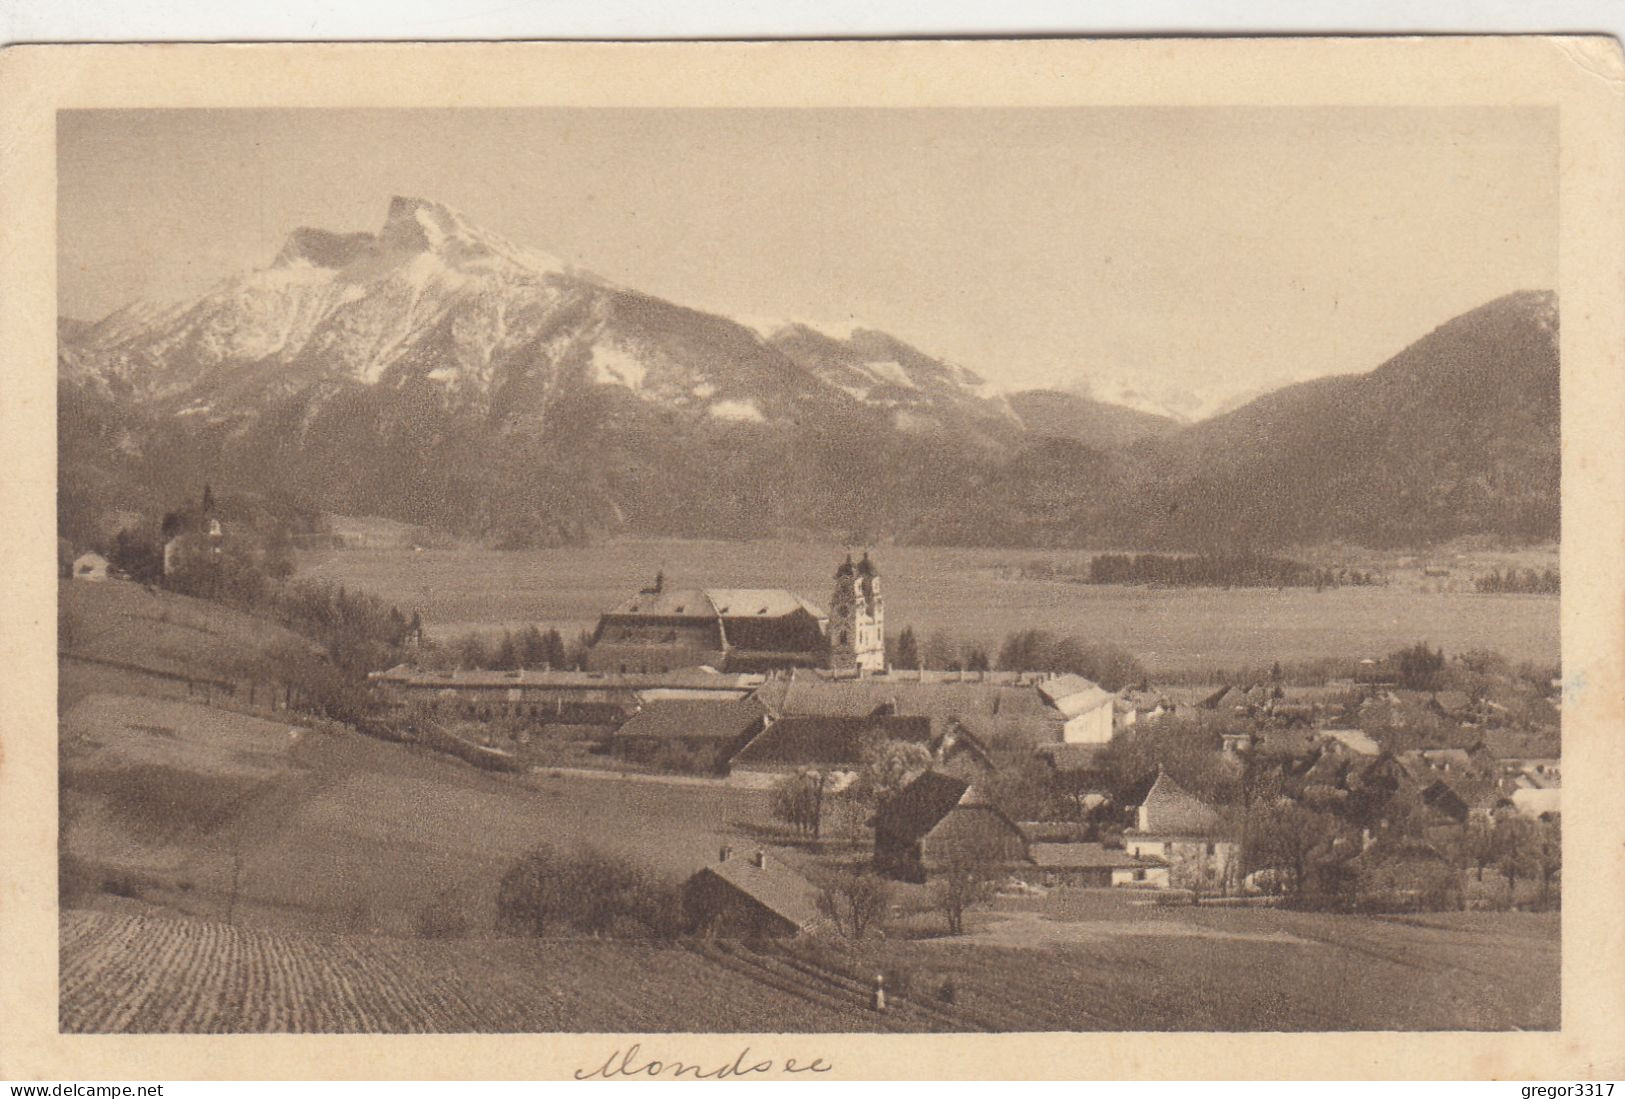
[574,1044,833,1080]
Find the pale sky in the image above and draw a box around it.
[58,107,1556,401]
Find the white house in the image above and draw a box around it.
[1122,770,1239,892]
[71,551,109,582]
[1038,674,1115,745]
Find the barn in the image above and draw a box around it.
[872,772,1027,882]
[681,849,825,937]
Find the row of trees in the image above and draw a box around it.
[422,625,586,673]
[1474,567,1560,594]
[886,625,1146,692]
[1241,800,1560,911]
[1083,553,1378,590]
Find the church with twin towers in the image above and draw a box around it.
[584,552,885,675]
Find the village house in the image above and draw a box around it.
[609,697,771,771]
[1021,842,1168,889]
[1036,674,1115,744]
[872,772,1028,882]
[770,666,1085,746]
[71,551,109,582]
[681,848,825,937]
[725,711,935,777]
[1350,835,1461,910]
[1115,686,1177,730]
[1122,771,1239,893]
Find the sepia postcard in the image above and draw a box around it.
[1,37,1623,1080]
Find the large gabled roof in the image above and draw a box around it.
[606,588,827,621]
[615,697,768,742]
[872,771,972,843]
[1136,771,1221,836]
[692,855,824,931]
[730,713,934,766]
[1038,675,1114,718]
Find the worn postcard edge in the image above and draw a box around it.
[0,37,1621,1081]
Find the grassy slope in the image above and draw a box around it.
[58,581,312,710]
[63,692,770,936]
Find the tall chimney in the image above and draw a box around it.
[719,844,732,862]
[752,849,767,869]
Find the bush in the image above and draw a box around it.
[497,844,684,940]
[809,867,892,940]
[415,889,472,938]
[100,872,142,899]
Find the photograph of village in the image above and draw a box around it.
[56,106,1561,1033]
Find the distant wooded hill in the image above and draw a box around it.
[913,290,1560,549]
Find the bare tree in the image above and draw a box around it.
[769,769,832,840]
[932,838,998,936]
[810,867,893,939]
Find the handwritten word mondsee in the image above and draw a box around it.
[574,1044,833,1080]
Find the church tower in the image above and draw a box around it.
[829,552,885,673]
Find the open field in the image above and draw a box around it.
[299,538,1560,673]
[59,911,896,1033]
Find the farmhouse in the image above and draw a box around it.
[682,848,825,937]
[72,551,109,582]
[610,697,771,770]
[585,553,886,675]
[1036,674,1115,744]
[872,772,1027,882]
[727,712,935,775]
[1022,843,1167,888]
[774,667,1079,745]
[1122,771,1239,893]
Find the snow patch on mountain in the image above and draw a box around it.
[591,342,649,391]
[710,399,765,422]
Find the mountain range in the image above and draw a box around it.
[58,196,1559,551]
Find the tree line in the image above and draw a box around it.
[887,624,1145,693]
[1081,552,1378,589]
[1474,567,1560,594]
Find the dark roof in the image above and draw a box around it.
[615,697,767,742]
[730,713,934,766]
[1028,842,1152,870]
[1017,820,1092,843]
[872,772,972,843]
[1253,728,1320,758]
[781,673,1052,718]
[371,665,763,691]
[1477,729,1561,760]
[1420,780,1470,821]
[606,587,827,621]
[690,856,823,930]
[1035,742,1107,773]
